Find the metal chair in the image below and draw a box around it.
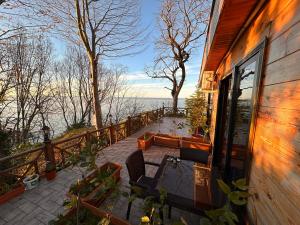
[125,150,161,220]
[180,147,210,164]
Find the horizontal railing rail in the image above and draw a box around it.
[0,106,188,181]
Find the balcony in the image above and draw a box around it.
[0,110,213,225]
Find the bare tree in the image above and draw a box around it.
[53,46,93,130]
[147,0,210,112]
[94,64,144,125]
[27,0,146,130]
[6,30,54,143]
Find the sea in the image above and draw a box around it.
[48,97,186,138]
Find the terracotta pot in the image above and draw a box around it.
[67,162,122,206]
[137,132,155,151]
[46,170,56,181]
[0,184,25,205]
[153,133,180,148]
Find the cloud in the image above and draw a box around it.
[121,71,150,81]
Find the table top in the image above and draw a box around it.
[154,155,224,213]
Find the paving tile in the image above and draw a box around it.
[25,218,44,225]
[0,206,24,222]
[38,197,61,214]
[4,211,26,225]
[35,211,57,224]
[21,207,45,223]
[0,218,6,225]
[18,201,37,213]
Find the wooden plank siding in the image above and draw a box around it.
[206,0,300,224]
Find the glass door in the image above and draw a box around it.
[214,39,266,180]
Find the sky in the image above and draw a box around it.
[51,0,205,99]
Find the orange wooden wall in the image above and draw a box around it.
[209,0,300,224]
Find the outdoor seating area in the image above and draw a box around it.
[0,117,217,225]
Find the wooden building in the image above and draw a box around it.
[199,0,300,224]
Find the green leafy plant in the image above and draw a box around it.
[144,134,150,140]
[122,187,167,225]
[49,204,103,225]
[69,167,115,197]
[0,182,11,195]
[60,136,113,225]
[200,178,249,225]
[185,88,208,135]
[0,176,19,195]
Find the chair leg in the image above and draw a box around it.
[126,201,132,220]
[168,205,172,219]
[159,207,164,224]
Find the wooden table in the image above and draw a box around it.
[154,155,224,215]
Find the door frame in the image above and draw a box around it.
[213,38,267,180]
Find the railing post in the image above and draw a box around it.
[127,116,131,137]
[162,104,165,117]
[85,131,90,143]
[42,125,55,166]
[145,112,149,125]
[44,140,55,166]
[109,124,116,144]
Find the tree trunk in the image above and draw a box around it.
[172,92,178,114]
[90,59,103,130]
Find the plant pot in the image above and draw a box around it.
[23,174,39,190]
[153,133,180,148]
[0,184,25,205]
[67,162,122,206]
[137,132,155,151]
[51,201,129,225]
[181,137,211,151]
[46,170,56,181]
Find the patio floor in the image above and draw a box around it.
[0,117,202,225]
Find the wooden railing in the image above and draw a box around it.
[0,107,186,180]
[164,107,189,117]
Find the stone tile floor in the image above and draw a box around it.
[0,117,202,225]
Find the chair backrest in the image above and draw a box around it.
[126,150,146,183]
[180,147,209,164]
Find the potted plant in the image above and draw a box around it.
[137,132,155,151]
[67,162,122,206]
[0,176,25,205]
[153,133,180,148]
[23,174,39,190]
[185,88,209,136]
[66,136,122,206]
[45,161,57,181]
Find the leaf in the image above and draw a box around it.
[200,217,212,225]
[228,191,247,205]
[217,179,231,194]
[232,178,248,191]
[98,217,110,225]
[180,217,188,225]
[122,191,129,198]
[223,211,237,225]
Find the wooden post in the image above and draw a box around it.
[145,112,149,125]
[85,131,90,143]
[44,140,55,166]
[109,124,116,144]
[127,116,131,137]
